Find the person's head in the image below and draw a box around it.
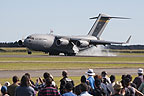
[45,77,52,87]
[121,74,126,80]
[81,75,87,83]
[20,75,30,87]
[94,75,102,82]
[43,72,50,79]
[124,77,131,87]
[12,76,19,83]
[62,70,68,77]
[65,82,74,92]
[80,83,88,92]
[138,68,143,76]
[125,74,132,82]
[1,86,7,95]
[86,69,95,76]
[113,82,123,93]
[95,79,101,87]
[110,75,115,83]
[101,71,107,77]
[25,73,31,80]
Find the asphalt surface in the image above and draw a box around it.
[0,68,139,78]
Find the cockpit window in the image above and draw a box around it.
[27,36,34,40]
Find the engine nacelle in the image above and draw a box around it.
[18,40,24,46]
[76,40,89,47]
[56,38,69,46]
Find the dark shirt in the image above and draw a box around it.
[133,75,143,89]
[38,86,61,96]
[7,83,19,96]
[92,86,106,96]
[111,94,123,96]
[15,86,35,96]
[60,77,74,94]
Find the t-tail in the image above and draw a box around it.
[88,13,130,39]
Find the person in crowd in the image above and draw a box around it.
[7,76,19,96]
[101,71,111,84]
[138,75,144,94]
[112,82,124,96]
[74,75,92,95]
[133,68,144,89]
[1,86,9,96]
[35,72,50,91]
[25,73,35,87]
[38,77,60,96]
[86,69,95,90]
[62,82,76,96]
[126,74,136,88]
[107,75,116,95]
[101,78,111,96]
[35,72,57,91]
[123,75,135,96]
[123,74,144,96]
[60,70,74,95]
[15,75,35,96]
[79,83,92,96]
[92,78,106,96]
[138,82,144,95]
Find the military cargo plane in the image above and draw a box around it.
[18,13,131,56]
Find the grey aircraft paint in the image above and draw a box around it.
[19,13,131,56]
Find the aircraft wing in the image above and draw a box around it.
[90,35,131,45]
[55,35,131,46]
[69,35,131,46]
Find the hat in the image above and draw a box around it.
[86,69,95,76]
[113,82,123,90]
[138,68,143,74]
[4,81,10,87]
[1,86,7,94]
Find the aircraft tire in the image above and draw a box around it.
[64,53,76,56]
[28,51,32,54]
[49,52,60,56]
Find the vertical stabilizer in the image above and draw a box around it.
[88,14,110,38]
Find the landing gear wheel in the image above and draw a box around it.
[64,53,76,56]
[28,51,32,54]
[49,52,60,56]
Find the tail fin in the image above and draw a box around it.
[88,13,130,39]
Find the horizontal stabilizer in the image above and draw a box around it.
[90,17,131,19]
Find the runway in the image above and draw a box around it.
[0,68,139,78]
[0,54,144,58]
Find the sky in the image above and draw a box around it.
[0,0,144,45]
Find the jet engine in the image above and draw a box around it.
[18,40,24,46]
[56,38,69,46]
[76,40,89,47]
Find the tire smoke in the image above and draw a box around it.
[77,45,116,56]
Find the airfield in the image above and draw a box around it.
[0,47,144,84]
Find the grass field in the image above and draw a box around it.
[0,47,143,88]
[0,47,144,70]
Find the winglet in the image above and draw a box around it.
[126,35,131,43]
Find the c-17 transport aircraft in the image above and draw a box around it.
[19,13,131,56]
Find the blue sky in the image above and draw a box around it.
[0,0,144,45]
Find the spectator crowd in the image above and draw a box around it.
[0,68,144,96]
